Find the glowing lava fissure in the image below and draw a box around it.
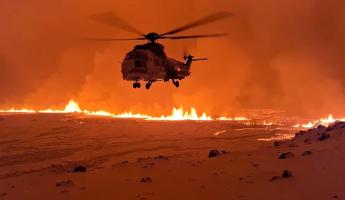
[0,100,246,121]
[2,100,344,125]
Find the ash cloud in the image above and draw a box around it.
[1,0,345,117]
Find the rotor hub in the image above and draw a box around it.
[144,32,160,43]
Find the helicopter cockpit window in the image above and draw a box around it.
[128,52,148,61]
[142,54,148,61]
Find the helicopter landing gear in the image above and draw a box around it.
[145,81,152,90]
[173,80,180,88]
[133,82,141,89]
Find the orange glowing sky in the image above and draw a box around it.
[1,0,345,118]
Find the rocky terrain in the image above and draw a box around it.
[0,114,344,200]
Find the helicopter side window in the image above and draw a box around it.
[135,60,147,68]
[154,58,160,66]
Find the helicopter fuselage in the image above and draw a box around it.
[121,43,191,83]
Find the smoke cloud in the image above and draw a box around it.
[1,0,345,117]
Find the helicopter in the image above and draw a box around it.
[87,11,234,89]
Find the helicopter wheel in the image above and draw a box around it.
[133,82,141,88]
[173,80,180,88]
[145,82,152,90]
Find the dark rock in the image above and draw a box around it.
[154,155,168,160]
[81,186,86,190]
[278,152,295,159]
[326,126,334,131]
[327,122,345,131]
[274,141,280,147]
[337,122,345,128]
[319,133,330,141]
[113,161,129,167]
[288,142,297,147]
[270,176,280,182]
[137,157,151,162]
[304,138,312,144]
[270,170,293,181]
[333,195,339,199]
[1,193,7,196]
[140,177,152,183]
[302,150,312,156]
[250,161,259,167]
[282,170,293,178]
[317,124,326,130]
[295,131,305,137]
[73,165,87,173]
[208,149,220,158]
[56,180,74,187]
[316,124,326,129]
[0,118,4,121]
[221,150,228,154]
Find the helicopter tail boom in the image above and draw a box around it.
[184,54,208,68]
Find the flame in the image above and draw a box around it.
[0,100,254,121]
[217,116,249,121]
[0,108,36,113]
[2,100,344,125]
[39,100,81,113]
[146,107,212,121]
[0,100,256,121]
[262,121,273,126]
[293,114,345,128]
[0,100,211,121]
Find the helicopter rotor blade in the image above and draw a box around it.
[161,33,229,40]
[90,12,144,36]
[160,12,234,37]
[83,37,145,41]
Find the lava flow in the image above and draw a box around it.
[2,100,344,125]
[0,100,243,121]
